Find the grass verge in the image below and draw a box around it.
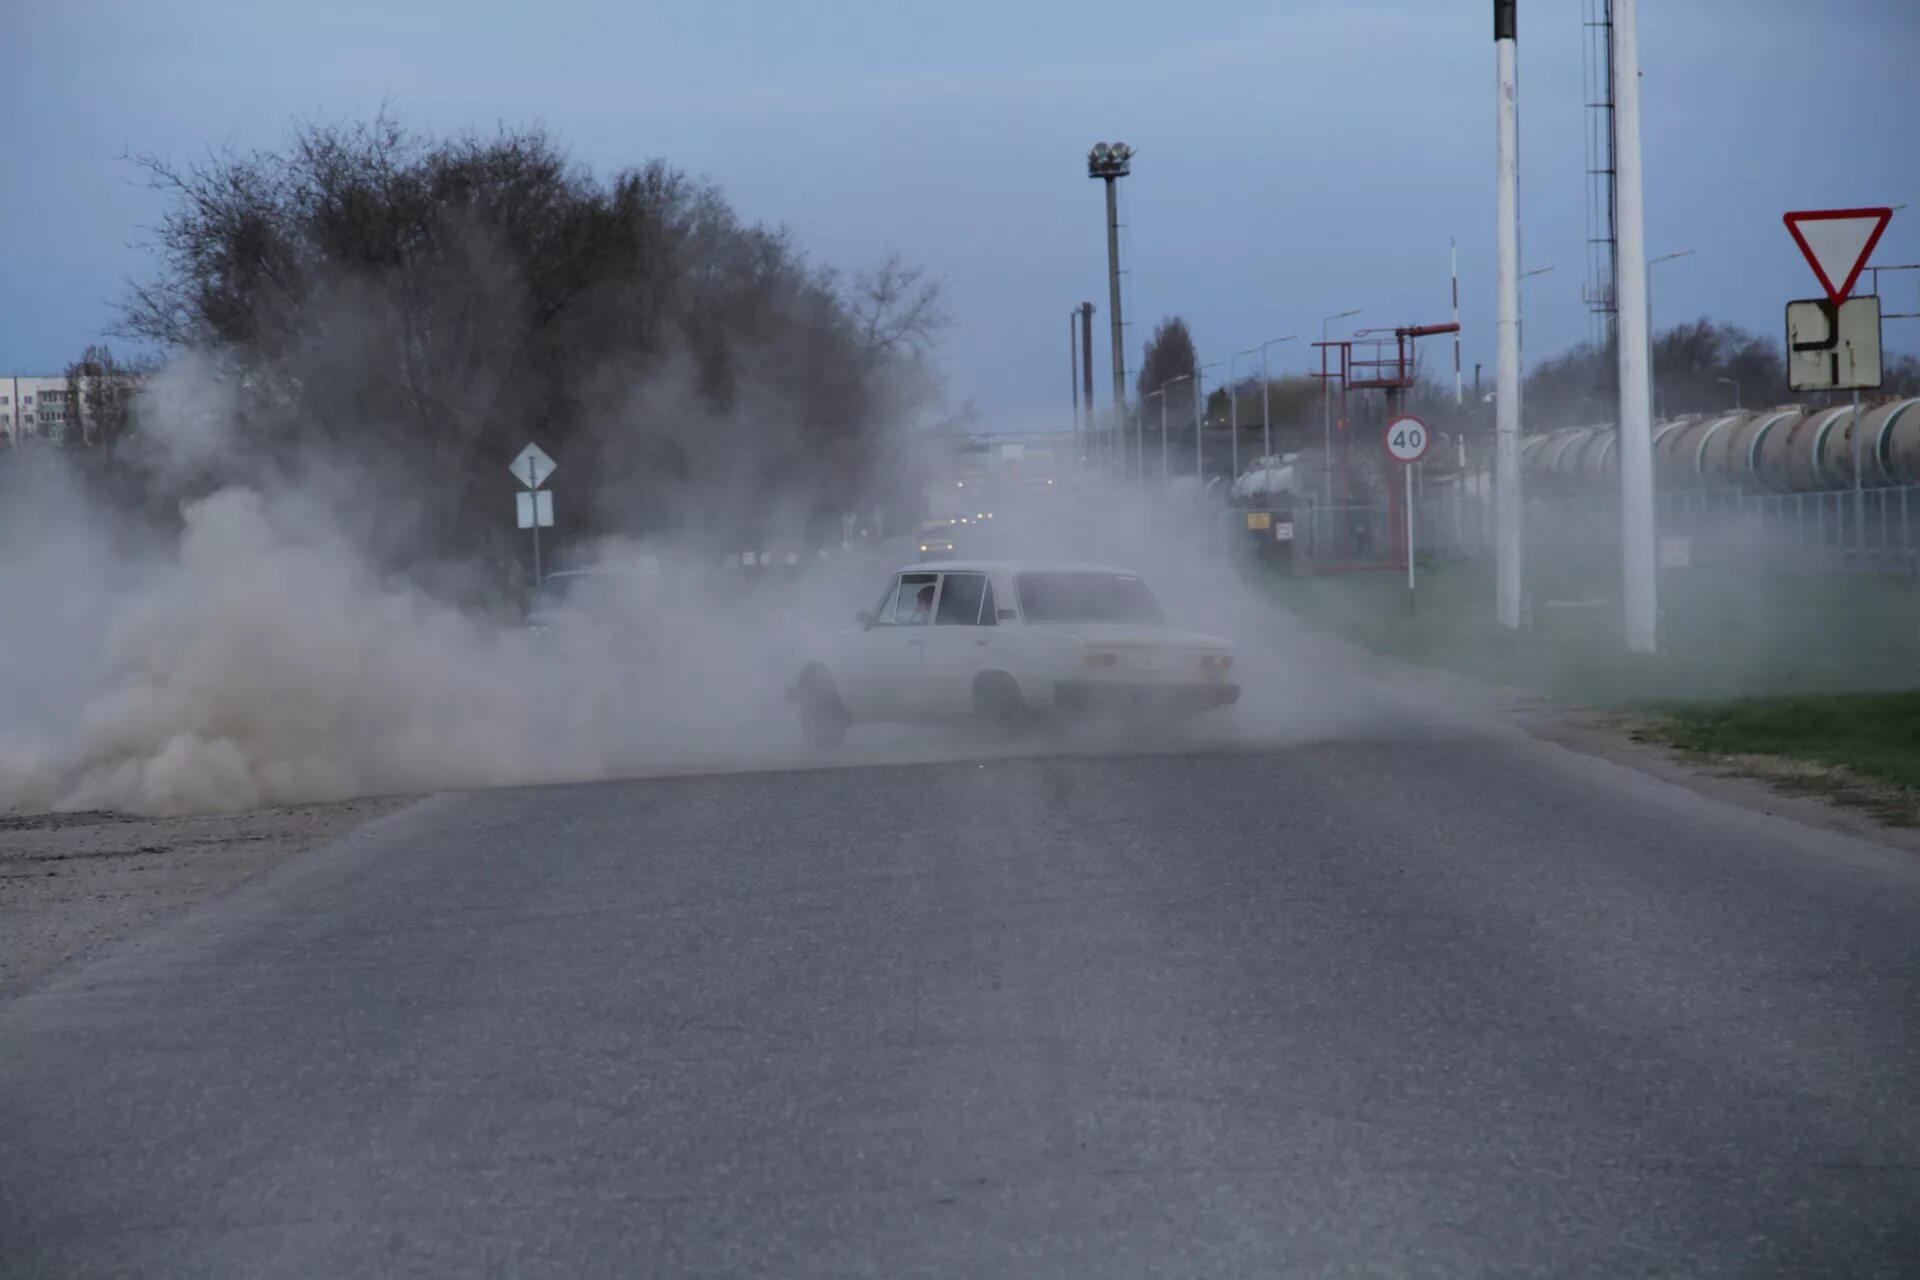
[1264,557,1920,820]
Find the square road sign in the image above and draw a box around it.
[1787,296,1882,392]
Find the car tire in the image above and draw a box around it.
[974,671,1034,741]
[797,667,850,749]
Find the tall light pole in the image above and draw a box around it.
[1197,360,1226,486]
[1069,307,1082,439]
[1612,0,1658,654]
[1088,142,1134,482]
[1148,387,1170,486]
[1321,310,1361,511]
[1227,349,1244,479]
[1164,372,1194,480]
[1257,336,1298,465]
[1493,0,1523,632]
[1519,266,1553,372]
[1648,250,1693,421]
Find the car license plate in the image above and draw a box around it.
[1124,651,1171,672]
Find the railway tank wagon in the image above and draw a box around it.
[1519,397,1920,493]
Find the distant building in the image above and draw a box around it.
[2,374,74,444]
[3,369,144,446]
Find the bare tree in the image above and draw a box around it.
[117,117,946,561]
[847,254,949,364]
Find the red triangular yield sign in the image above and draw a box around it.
[1783,207,1893,305]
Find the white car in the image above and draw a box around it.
[789,560,1238,746]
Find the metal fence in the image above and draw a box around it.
[1221,482,1920,577]
[1522,485,1920,576]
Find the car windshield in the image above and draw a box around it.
[1014,572,1164,624]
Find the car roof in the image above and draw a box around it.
[894,560,1144,577]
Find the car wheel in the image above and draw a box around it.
[797,667,849,748]
[973,671,1034,741]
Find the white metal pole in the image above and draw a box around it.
[1494,3,1523,631]
[1853,388,1865,560]
[1261,348,1272,463]
[1193,376,1202,480]
[1612,0,1658,654]
[1228,352,1241,479]
[1406,462,1417,599]
[1160,390,1170,487]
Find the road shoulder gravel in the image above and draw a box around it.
[0,796,414,996]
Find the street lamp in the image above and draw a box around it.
[1648,250,1694,421]
[1717,375,1741,410]
[1163,372,1194,482]
[1087,142,1135,483]
[1197,360,1226,481]
[1147,387,1171,486]
[1254,336,1297,465]
[1518,266,1552,373]
[1320,309,1361,509]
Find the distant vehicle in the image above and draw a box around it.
[788,560,1238,746]
[525,566,660,641]
[917,519,959,560]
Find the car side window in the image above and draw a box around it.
[935,573,988,626]
[871,577,905,626]
[884,572,939,627]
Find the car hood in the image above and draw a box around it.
[1029,622,1232,650]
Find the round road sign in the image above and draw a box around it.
[1384,415,1431,464]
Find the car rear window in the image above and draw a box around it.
[1014,572,1164,623]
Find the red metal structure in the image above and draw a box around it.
[1311,321,1460,563]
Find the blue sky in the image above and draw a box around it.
[3,0,1915,425]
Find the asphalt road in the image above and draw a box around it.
[4,678,1919,1275]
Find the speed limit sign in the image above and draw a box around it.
[1384,416,1431,463]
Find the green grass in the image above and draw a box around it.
[1265,557,1920,707]
[1634,693,1920,793]
[1265,558,1920,812]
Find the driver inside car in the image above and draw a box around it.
[903,583,935,625]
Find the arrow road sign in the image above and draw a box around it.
[1787,295,1883,392]
[510,442,556,490]
[1783,208,1893,305]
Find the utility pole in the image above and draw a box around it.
[1612,0,1658,653]
[1494,0,1524,632]
[1228,350,1242,479]
[1088,143,1134,481]
[1069,309,1080,437]
[1256,336,1298,467]
[1080,302,1097,468]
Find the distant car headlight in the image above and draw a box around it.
[1201,653,1233,670]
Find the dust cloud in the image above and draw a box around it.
[0,365,1429,819]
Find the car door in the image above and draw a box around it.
[845,572,936,719]
[918,571,996,716]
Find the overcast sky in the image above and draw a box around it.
[3,0,1915,425]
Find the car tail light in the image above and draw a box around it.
[1202,653,1233,670]
[1082,651,1119,668]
